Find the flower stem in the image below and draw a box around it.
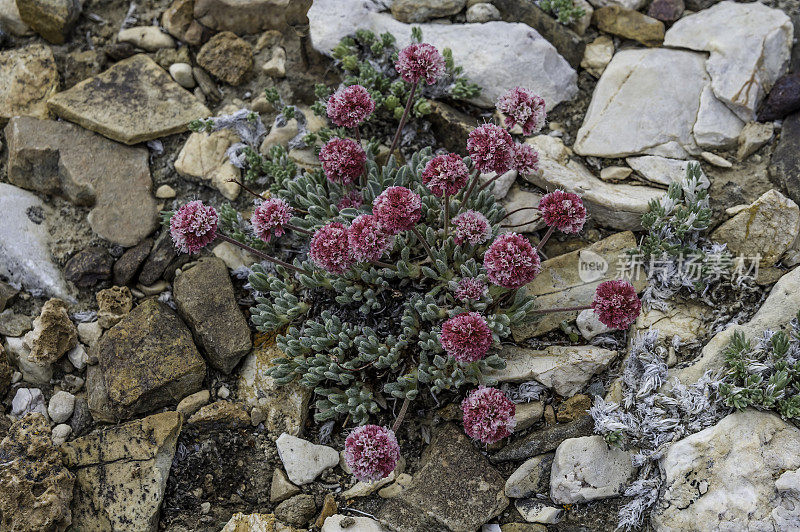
[443,194,450,238]
[372,260,396,269]
[227,178,267,201]
[388,81,418,156]
[535,226,555,252]
[285,223,313,236]
[500,206,540,221]
[215,233,308,275]
[529,304,591,315]
[475,172,503,194]
[411,226,436,263]
[459,170,481,213]
[391,396,411,433]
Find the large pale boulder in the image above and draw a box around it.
[550,435,635,504]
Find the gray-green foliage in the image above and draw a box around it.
[245,148,535,425]
[538,0,586,25]
[719,316,800,420]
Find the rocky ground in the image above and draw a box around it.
[1,0,800,531]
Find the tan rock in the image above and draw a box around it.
[24,298,76,365]
[197,31,253,86]
[221,513,301,532]
[580,34,614,78]
[96,286,133,329]
[16,0,80,44]
[635,301,709,345]
[188,400,251,426]
[174,129,241,200]
[0,44,59,123]
[593,6,664,47]
[193,0,312,34]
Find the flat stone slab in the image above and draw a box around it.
[377,423,508,531]
[5,116,158,246]
[47,54,209,144]
[0,43,59,123]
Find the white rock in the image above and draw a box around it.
[574,48,744,158]
[524,136,663,231]
[262,46,286,78]
[653,410,800,531]
[737,121,774,160]
[308,0,578,109]
[550,435,635,504]
[76,321,102,347]
[276,433,339,485]
[599,166,631,181]
[0,184,72,301]
[664,1,793,121]
[322,514,387,532]
[490,345,617,396]
[67,343,88,370]
[580,34,614,78]
[168,63,195,89]
[51,423,72,445]
[11,387,48,419]
[514,499,563,524]
[700,151,732,168]
[670,266,800,386]
[0,0,32,35]
[466,2,500,23]
[4,336,52,384]
[174,130,242,200]
[626,155,691,186]
[505,453,553,498]
[48,390,75,423]
[479,169,516,200]
[118,26,176,51]
[500,186,543,233]
[635,302,709,345]
[576,309,613,340]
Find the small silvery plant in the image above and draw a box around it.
[167,40,642,483]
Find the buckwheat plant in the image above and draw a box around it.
[538,0,587,25]
[168,50,642,481]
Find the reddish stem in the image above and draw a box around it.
[529,304,591,315]
[391,397,411,433]
[388,81,418,156]
[215,233,307,275]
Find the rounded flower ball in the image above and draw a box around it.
[337,190,364,210]
[372,186,422,235]
[591,280,642,330]
[467,123,516,175]
[349,214,394,263]
[483,233,541,289]
[455,277,486,302]
[461,386,516,444]
[421,153,469,197]
[251,197,293,243]
[440,311,493,363]
[395,43,446,85]
[319,138,366,185]
[513,143,539,174]
[538,190,587,234]
[170,200,218,254]
[452,210,492,246]
[309,222,354,274]
[327,84,375,128]
[496,87,546,136]
[344,425,401,483]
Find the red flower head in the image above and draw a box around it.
[372,186,422,235]
[440,311,493,363]
[349,214,394,263]
[591,280,642,330]
[327,84,375,128]
[170,200,218,254]
[395,43,446,85]
[319,138,366,185]
[251,197,293,243]
[538,190,587,234]
[461,386,516,444]
[422,153,469,197]
[513,143,539,174]
[344,424,401,483]
[467,123,516,175]
[337,190,364,210]
[483,232,541,289]
[309,222,354,274]
[455,277,487,302]
[496,87,546,136]
[452,210,492,246]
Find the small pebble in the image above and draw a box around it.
[218,385,230,399]
[169,63,196,89]
[701,151,733,168]
[200,502,211,514]
[51,424,72,446]
[155,184,177,199]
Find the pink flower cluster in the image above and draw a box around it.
[483,233,541,289]
[513,143,539,174]
[452,210,492,246]
[461,386,516,444]
[309,222,354,274]
[538,190,587,234]
[170,200,218,253]
[349,214,393,263]
[319,138,366,185]
[440,311,493,363]
[496,87,546,136]
[251,198,293,243]
[327,84,375,128]
[455,277,486,302]
[422,153,469,197]
[344,425,401,482]
[467,124,516,175]
[591,280,642,330]
[337,190,364,210]
[372,186,422,235]
[395,43,445,85]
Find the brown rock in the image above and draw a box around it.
[0,44,59,123]
[63,247,113,288]
[594,6,665,47]
[647,0,684,23]
[197,31,253,86]
[188,400,250,426]
[193,0,312,34]
[0,413,75,531]
[556,394,592,422]
[0,343,12,397]
[16,0,80,44]
[113,237,154,285]
[315,493,337,528]
[25,298,77,365]
[162,0,205,45]
[428,100,476,156]
[96,286,133,329]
